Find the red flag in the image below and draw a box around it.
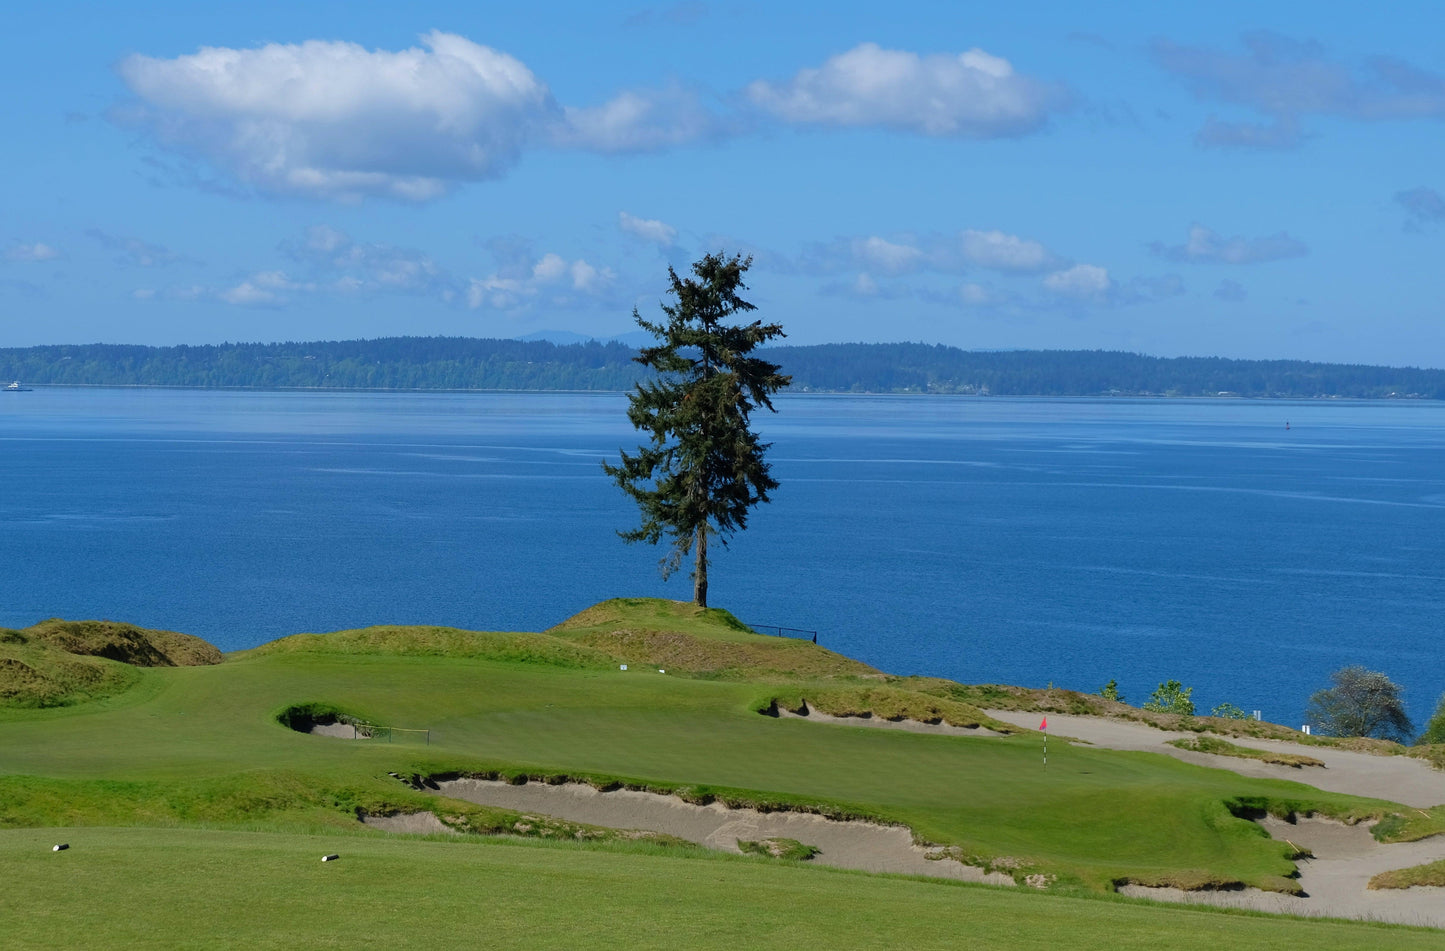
[1039,716,1047,731]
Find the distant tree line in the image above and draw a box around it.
[2,337,1443,399]
[765,343,1445,399]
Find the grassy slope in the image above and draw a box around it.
[0,619,220,708]
[5,827,1441,951]
[3,598,1442,947]
[0,618,1414,890]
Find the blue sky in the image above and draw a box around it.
[3,0,1443,365]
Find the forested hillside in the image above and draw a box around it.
[2,337,1442,399]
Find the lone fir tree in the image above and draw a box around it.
[604,253,790,608]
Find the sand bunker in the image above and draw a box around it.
[777,704,1005,737]
[361,812,457,835]
[977,712,1445,926]
[982,710,1445,807]
[435,778,1014,885]
[1120,816,1445,928]
[309,722,357,739]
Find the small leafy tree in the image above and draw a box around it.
[1305,666,1412,742]
[1419,695,1445,746]
[1210,702,1251,720]
[1143,680,1195,716]
[1099,679,1124,703]
[604,253,790,607]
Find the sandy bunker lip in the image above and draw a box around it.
[432,777,1015,885]
[1120,816,1445,929]
[774,702,1007,737]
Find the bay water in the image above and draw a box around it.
[2,387,1442,727]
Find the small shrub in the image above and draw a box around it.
[1210,702,1251,720]
[1143,680,1195,716]
[1417,694,1445,746]
[1099,679,1124,703]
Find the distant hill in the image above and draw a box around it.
[1,337,1442,399]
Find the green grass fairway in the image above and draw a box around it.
[2,599,1440,946]
[3,827,1438,951]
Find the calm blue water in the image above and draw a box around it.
[2,387,1443,726]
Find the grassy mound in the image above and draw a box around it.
[1169,737,1327,768]
[0,620,221,709]
[548,598,880,679]
[1369,859,1445,890]
[245,624,616,669]
[0,638,139,708]
[23,619,222,667]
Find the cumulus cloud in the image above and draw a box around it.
[796,228,1060,278]
[1151,224,1307,265]
[618,212,678,247]
[745,42,1066,137]
[114,32,1068,200]
[959,229,1057,272]
[1043,263,1111,299]
[1397,185,1445,229]
[219,270,312,307]
[797,235,928,276]
[113,31,734,200]
[1154,32,1445,148]
[86,229,189,267]
[116,32,561,201]
[4,242,63,262]
[560,84,725,152]
[467,243,614,310]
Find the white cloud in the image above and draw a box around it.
[746,43,1064,137]
[114,32,732,201]
[795,228,1059,277]
[851,236,925,275]
[959,229,1055,272]
[559,84,723,152]
[618,212,678,247]
[798,235,927,276]
[219,270,313,306]
[116,31,560,201]
[1044,264,1111,299]
[1151,224,1308,264]
[219,281,280,307]
[467,248,614,310]
[4,242,62,262]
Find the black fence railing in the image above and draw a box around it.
[750,624,818,643]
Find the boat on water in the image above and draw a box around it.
[5,381,33,392]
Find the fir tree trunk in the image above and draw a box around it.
[693,524,708,608]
